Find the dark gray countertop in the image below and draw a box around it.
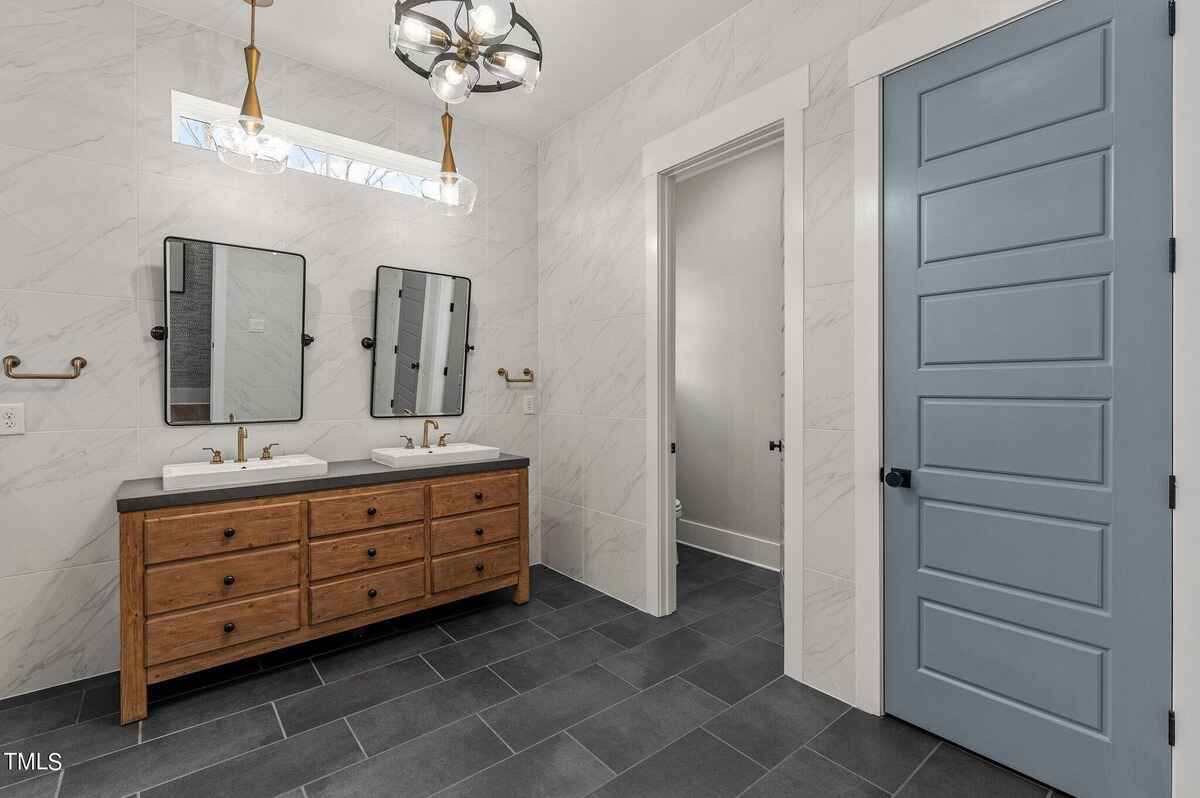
[116,454,530,513]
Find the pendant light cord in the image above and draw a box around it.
[249,0,256,47]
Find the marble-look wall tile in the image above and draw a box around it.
[487,156,538,249]
[305,314,374,421]
[804,282,854,430]
[0,563,119,700]
[803,429,854,580]
[541,498,585,579]
[806,49,852,147]
[804,132,855,288]
[802,569,856,703]
[540,414,585,506]
[860,0,934,30]
[486,325,538,416]
[583,417,646,523]
[584,511,646,608]
[581,316,647,420]
[0,146,137,297]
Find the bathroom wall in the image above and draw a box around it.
[537,0,933,703]
[0,1,539,700]
[674,142,785,558]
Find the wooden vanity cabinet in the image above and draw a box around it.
[118,466,529,725]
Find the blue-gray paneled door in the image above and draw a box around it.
[882,1,1172,796]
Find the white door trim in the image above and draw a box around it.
[851,3,1192,795]
[642,66,808,681]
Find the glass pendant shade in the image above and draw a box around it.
[483,48,540,92]
[429,56,479,104]
[421,171,478,216]
[210,116,290,175]
[390,12,449,56]
[465,0,513,40]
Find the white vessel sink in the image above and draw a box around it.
[372,442,501,469]
[162,454,328,491]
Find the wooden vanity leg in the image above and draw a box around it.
[515,469,530,605]
[119,513,148,725]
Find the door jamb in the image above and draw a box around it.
[642,67,808,681]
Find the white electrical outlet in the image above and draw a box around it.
[522,394,537,415]
[0,404,25,436]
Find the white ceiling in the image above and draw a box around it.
[133,0,756,141]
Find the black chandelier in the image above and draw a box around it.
[390,0,543,105]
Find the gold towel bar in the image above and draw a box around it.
[3,355,88,381]
[497,367,535,384]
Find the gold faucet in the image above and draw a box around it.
[236,426,249,463]
[421,419,440,448]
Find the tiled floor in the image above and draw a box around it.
[0,547,1062,798]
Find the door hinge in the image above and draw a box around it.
[880,467,885,483]
[1169,0,1177,36]
[1170,475,1178,509]
[443,366,448,376]
[670,442,676,454]
[449,302,455,312]
[1170,237,1177,273]
[1170,710,1176,746]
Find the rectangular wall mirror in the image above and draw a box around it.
[163,237,307,425]
[370,266,471,418]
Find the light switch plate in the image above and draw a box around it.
[0,404,25,435]
[522,394,537,415]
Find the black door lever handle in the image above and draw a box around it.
[884,468,912,488]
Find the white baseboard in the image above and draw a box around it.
[677,519,781,571]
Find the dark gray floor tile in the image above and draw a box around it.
[808,710,940,793]
[570,677,727,773]
[682,636,783,705]
[438,733,612,798]
[587,728,763,798]
[257,622,393,671]
[492,630,625,692]
[0,673,113,715]
[742,748,887,798]
[423,621,555,679]
[77,684,119,723]
[705,677,847,767]
[306,715,509,798]
[348,668,516,755]
[1,713,138,788]
[593,610,696,648]
[148,658,262,703]
[754,590,782,608]
[531,596,634,638]
[599,629,729,689]
[740,567,781,590]
[144,719,363,798]
[480,664,637,752]
[677,578,766,618]
[896,744,1046,798]
[0,692,81,746]
[313,625,452,683]
[439,598,555,641]
[143,661,322,740]
[680,557,753,586]
[677,545,721,569]
[58,705,282,798]
[677,568,719,595]
[275,657,440,736]
[687,598,782,646]
[530,564,572,593]
[537,579,602,609]
[0,774,59,798]
[758,624,785,645]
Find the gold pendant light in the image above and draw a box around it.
[420,105,478,216]
[210,0,291,175]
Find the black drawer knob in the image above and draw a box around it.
[475,527,485,536]
[475,563,485,573]
[368,588,378,598]
[223,622,236,634]
[367,507,378,516]
[223,575,235,586]
[224,527,236,538]
[367,547,377,558]
[474,491,484,501]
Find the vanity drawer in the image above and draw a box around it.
[430,473,522,518]
[144,502,301,565]
[309,562,425,625]
[145,588,300,666]
[431,507,520,556]
[308,487,425,538]
[431,541,520,593]
[309,524,425,582]
[145,545,300,615]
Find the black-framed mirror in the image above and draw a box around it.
[160,237,308,426]
[368,266,471,418]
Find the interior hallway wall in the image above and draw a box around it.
[0,1,539,700]
[537,0,935,703]
[674,142,785,555]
